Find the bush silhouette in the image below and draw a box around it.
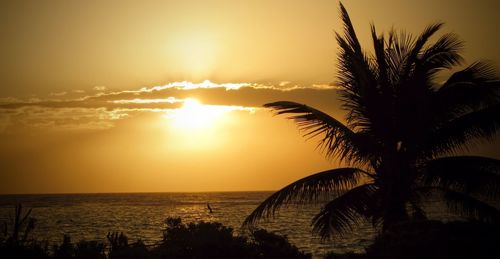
[155,217,251,259]
[152,217,310,259]
[249,229,311,259]
[365,220,500,259]
[74,240,106,259]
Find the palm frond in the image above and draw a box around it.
[336,3,380,130]
[444,190,500,223]
[339,2,361,53]
[388,30,415,82]
[371,24,389,89]
[403,23,444,77]
[411,23,444,58]
[243,167,372,227]
[336,35,378,131]
[312,184,377,239]
[419,156,500,198]
[408,199,427,220]
[436,62,500,117]
[415,187,500,223]
[420,33,464,79]
[422,104,500,157]
[443,62,500,90]
[264,101,376,164]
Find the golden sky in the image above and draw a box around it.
[1,0,499,194]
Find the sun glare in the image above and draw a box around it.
[167,98,224,129]
[167,30,219,78]
[163,97,256,150]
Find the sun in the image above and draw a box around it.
[167,98,225,130]
[163,98,228,150]
[163,97,255,150]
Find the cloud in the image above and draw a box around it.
[0,80,341,109]
[142,80,251,91]
[0,80,343,133]
[93,85,107,91]
[0,107,122,133]
[0,97,22,104]
[110,97,181,104]
[279,81,291,87]
[49,91,67,97]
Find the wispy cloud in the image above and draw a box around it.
[0,80,339,109]
[0,97,22,104]
[145,80,251,91]
[110,97,181,104]
[279,81,291,87]
[0,107,126,132]
[49,91,68,97]
[93,86,107,91]
[0,80,341,133]
[93,80,337,96]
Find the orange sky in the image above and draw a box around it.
[1,0,499,194]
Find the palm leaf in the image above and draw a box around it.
[415,187,500,223]
[443,62,499,90]
[264,101,376,164]
[444,190,500,223]
[243,168,372,227]
[389,30,415,82]
[419,156,500,198]
[336,3,379,130]
[422,104,500,157]
[420,33,464,78]
[371,24,390,91]
[436,62,500,118]
[336,34,379,131]
[339,2,362,54]
[410,23,443,59]
[312,184,377,239]
[402,23,444,78]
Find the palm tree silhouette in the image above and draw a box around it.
[244,2,500,239]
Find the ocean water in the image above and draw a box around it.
[0,192,463,257]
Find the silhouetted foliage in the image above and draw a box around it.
[0,243,50,259]
[107,233,148,259]
[0,204,50,259]
[249,229,311,259]
[155,217,310,259]
[365,220,500,259]
[1,204,37,246]
[154,217,250,259]
[74,240,106,259]
[323,252,365,259]
[107,232,129,251]
[53,235,74,259]
[0,207,310,259]
[53,233,148,259]
[245,1,500,239]
[324,220,500,259]
[155,218,310,259]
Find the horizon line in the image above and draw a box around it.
[0,190,276,196]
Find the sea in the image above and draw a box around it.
[0,192,457,258]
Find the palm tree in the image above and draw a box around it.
[244,2,500,239]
